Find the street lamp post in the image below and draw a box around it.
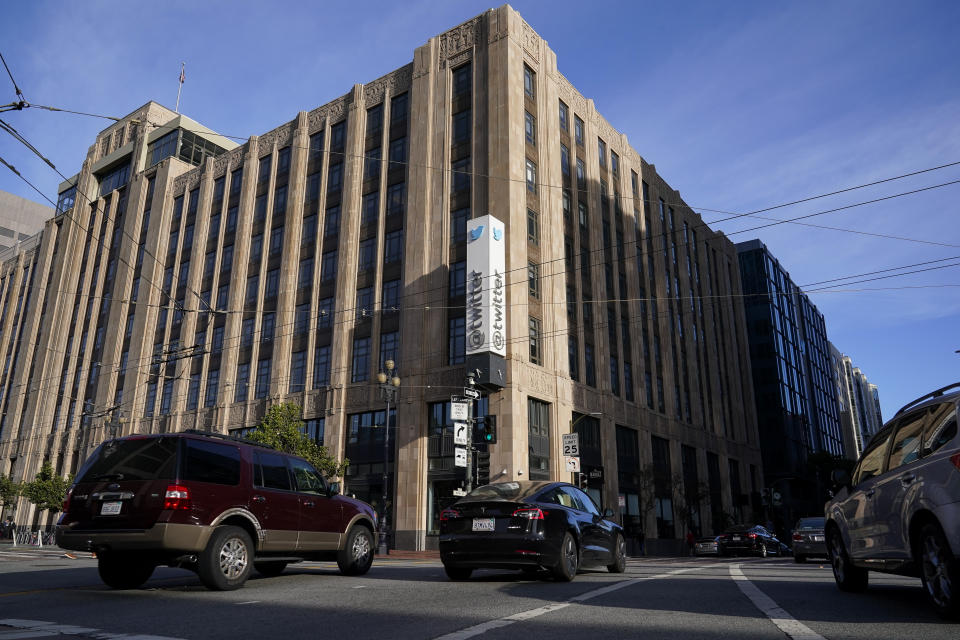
[376,359,400,555]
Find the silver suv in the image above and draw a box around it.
[825,382,960,619]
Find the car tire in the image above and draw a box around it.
[552,532,579,582]
[337,526,374,576]
[758,543,768,558]
[254,561,289,577]
[607,533,626,573]
[97,552,155,589]
[794,554,806,564]
[444,564,473,581]
[917,522,960,619]
[198,525,253,591]
[827,527,867,592]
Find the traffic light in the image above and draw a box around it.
[579,472,589,490]
[761,488,772,506]
[480,415,497,444]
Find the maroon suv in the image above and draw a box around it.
[57,431,377,590]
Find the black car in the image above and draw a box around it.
[717,524,782,557]
[438,481,626,581]
[791,517,827,563]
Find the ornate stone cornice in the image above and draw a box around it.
[520,17,539,63]
[438,16,483,69]
[362,64,414,105]
[307,93,352,134]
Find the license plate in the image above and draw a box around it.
[732,535,741,541]
[472,518,494,532]
[812,535,824,542]
[100,501,122,515]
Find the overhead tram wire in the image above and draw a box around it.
[0,50,27,103]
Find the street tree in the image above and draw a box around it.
[246,402,348,478]
[0,473,21,509]
[672,472,711,537]
[22,462,72,513]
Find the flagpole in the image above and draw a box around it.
[175,62,185,113]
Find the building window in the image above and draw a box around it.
[241,317,255,347]
[245,275,259,306]
[317,297,334,329]
[321,250,337,281]
[351,337,371,382]
[560,143,570,177]
[261,312,275,342]
[452,158,471,192]
[235,362,250,403]
[576,159,586,191]
[358,238,376,272]
[529,316,542,365]
[356,286,374,320]
[382,279,401,312]
[389,137,407,166]
[527,208,539,245]
[269,226,284,256]
[186,374,201,411]
[298,257,314,290]
[585,343,596,387]
[216,283,230,310]
[523,64,536,99]
[448,316,465,365]
[364,147,381,180]
[386,183,406,217]
[379,331,399,369]
[212,325,224,352]
[524,111,536,145]
[452,110,471,144]
[559,100,569,131]
[528,262,540,299]
[568,336,579,381]
[327,162,343,192]
[255,358,272,399]
[205,369,219,407]
[264,268,279,298]
[314,344,331,387]
[574,116,584,146]
[451,207,469,244]
[528,398,550,480]
[295,303,310,335]
[452,63,472,97]
[611,151,619,175]
[290,350,307,393]
[384,230,403,264]
[525,159,537,193]
[610,356,620,396]
[449,260,466,298]
[249,233,263,262]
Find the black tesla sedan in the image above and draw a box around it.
[438,481,626,581]
[716,524,782,557]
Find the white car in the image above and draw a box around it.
[825,382,960,619]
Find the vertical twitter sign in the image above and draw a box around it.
[465,215,506,358]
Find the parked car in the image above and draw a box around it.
[792,517,827,563]
[717,524,782,557]
[825,382,960,619]
[695,535,721,556]
[438,481,625,581]
[57,430,377,591]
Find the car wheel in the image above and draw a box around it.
[337,526,375,576]
[97,552,155,589]
[254,561,289,577]
[794,554,806,564]
[552,532,579,582]
[758,543,768,558]
[607,533,626,573]
[917,522,960,619]
[444,564,473,580]
[198,525,253,591]
[827,527,867,592]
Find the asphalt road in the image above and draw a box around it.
[0,546,952,639]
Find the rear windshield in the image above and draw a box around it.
[467,482,528,501]
[797,517,825,529]
[77,437,178,483]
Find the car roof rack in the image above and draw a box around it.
[894,382,960,417]
[181,428,275,450]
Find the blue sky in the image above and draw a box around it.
[1,1,957,420]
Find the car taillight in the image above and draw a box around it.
[439,508,461,521]
[62,486,73,513]
[512,507,546,520]
[951,452,960,471]
[793,533,803,542]
[748,533,757,539]
[163,484,191,510]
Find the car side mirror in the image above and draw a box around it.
[603,508,615,519]
[830,468,851,489]
[328,482,341,496]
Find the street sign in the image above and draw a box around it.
[452,489,467,497]
[453,421,469,445]
[454,447,468,468]
[561,433,580,457]
[564,456,580,472]
[462,387,480,399]
[450,402,470,421]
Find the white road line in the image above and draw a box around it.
[431,566,705,640]
[729,564,826,640]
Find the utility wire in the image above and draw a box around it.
[0,50,26,102]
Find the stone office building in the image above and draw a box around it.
[0,5,762,551]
